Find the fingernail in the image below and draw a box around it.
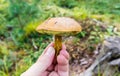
[62,44,66,50]
[45,47,55,56]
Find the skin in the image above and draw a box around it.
[21,42,69,76]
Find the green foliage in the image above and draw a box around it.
[23,21,41,37]
[8,0,39,26]
[72,7,90,20]
[54,0,78,8]
[77,31,87,38]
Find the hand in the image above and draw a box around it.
[21,43,69,76]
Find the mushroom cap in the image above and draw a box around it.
[36,17,82,36]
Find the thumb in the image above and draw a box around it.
[37,46,55,71]
[21,47,55,76]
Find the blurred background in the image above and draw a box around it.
[0,0,120,76]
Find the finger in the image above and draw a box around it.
[41,42,54,56]
[22,47,55,76]
[47,64,54,71]
[49,71,59,76]
[62,44,66,50]
[60,49,69,60]
[41,71,49,76]
[55,65,58,72]
[57,54,68,70]
[57,54,69,76]
[37,46,55,69]
[37,42,54,62]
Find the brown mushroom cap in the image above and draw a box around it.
[36,17,82,36]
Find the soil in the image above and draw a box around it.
[63,19,108,75]
[64,36,99,75]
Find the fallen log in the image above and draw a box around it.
[79,36,120,76]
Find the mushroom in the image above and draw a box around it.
[36,17,82,60]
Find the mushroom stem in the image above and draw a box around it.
[54,35,62,57]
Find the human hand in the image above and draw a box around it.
[21,42,69,76]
